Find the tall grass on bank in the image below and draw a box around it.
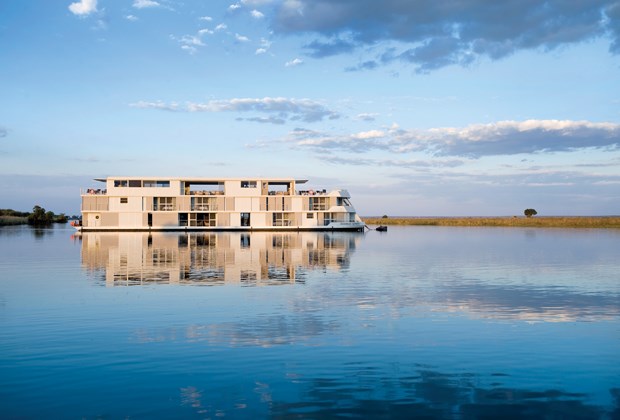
[0,216,28,226]
[363,216,620,229]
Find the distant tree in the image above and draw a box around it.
[524,208,538,218]
[28,205,54,225]
[382,215,388,219]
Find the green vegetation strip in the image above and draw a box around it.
[0,216,28,226]
[363,217,620,229]
[1,207,68,226]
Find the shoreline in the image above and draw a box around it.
[362,216,620,229]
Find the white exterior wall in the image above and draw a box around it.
[118,212,144,228]
[291,196,303,212]
[235,197,252,212]
[301,212,318,227]
[229,212,240,227]
[252,213,268,227]
[109,196,142,212]
[251,198,261,212]
[225,180,261,197]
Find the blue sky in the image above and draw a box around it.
[1,0,619,216]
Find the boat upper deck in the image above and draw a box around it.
[81,177,349,198]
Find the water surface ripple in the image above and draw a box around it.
[0,225,619,418]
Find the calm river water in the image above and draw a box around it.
[1,224,619,419]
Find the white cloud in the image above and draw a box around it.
[129,101,179,111]
[241,0,275,5]
[180,35,205,46]
[352,130,385,140]
[68,0,97,16]
[251,10,265,19]
[283,120,620,157]
[228,3,242,11]
[198,28,214,35]
[170,33,206,53]
[199,16,213,21]
[131,97,340,123]
[125,15,138,21]
[256,38,272,54]
[215,23,228,31]
[355,113,379,122]
[285,58,303,67]
[181,45,197,54]
[133,0,160,9]
[235,33,250,42]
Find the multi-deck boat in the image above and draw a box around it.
[77,177,365,231]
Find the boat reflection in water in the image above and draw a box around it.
[79,231,361,286]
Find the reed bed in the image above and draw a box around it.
[0,216,28,226]
[363,216,620,229]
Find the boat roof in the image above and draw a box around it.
[94,177,308,184]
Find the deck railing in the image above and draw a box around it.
[155,204,175,211]
[192,205,218,211]
[82,188,107,195]
[272,220,293,227]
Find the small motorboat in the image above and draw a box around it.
[376,225,388,232]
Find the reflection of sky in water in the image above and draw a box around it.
[0,225,619,418]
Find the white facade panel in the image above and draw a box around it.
[235,197,252,212]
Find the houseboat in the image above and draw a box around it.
[77,177,366,231]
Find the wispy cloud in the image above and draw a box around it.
[199,16,213,22]
[285,58,303,67]
[68,0,97,16]
[235,33,250,42]
[170,32,207,54]
[130,97,340,123]
[125,14,138,21]
[322,155,465,169]
[133,0,161,9]
[272,0,620,72]
[251,10,265,19]
[255,38,272,54]
[129,100,179,112]
[283,120,620,157]
[355,113,379,122]
[0,126,8,138]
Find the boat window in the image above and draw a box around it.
[241,181,257,188]
[143,180,170,188]
[120,197,128,204]
[306,213,314,219]
[337,198,352,206]
[114,180,128,187]
[154,197,176,211]
[129,180,142,187]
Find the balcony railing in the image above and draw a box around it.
[298,189,327,196]
[192,205,218,211]
[155,204,175,211]
[273,220,293,227]
[82,188,107,195]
